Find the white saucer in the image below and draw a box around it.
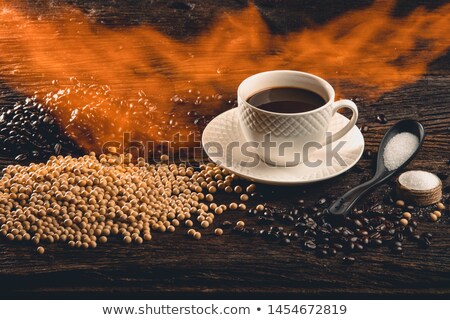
[202,108,364,185]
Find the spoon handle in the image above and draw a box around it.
[327,177,384,216]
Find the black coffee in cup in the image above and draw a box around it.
[246,87,325,114]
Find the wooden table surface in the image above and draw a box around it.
[0,0,449,298]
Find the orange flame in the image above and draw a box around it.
[0,0,449,153]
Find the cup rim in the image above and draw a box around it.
[237,70,335,116]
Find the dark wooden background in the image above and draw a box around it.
[0,0,449,298]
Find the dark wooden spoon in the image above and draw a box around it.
[327,120,425,216]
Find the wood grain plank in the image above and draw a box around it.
[0,0,449,298]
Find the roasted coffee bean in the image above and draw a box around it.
[342,229,353,237]
[257,216,274,224]
[332,228,341,235]
[346,242,355,252]
[266,231,279,241]
[54,143,62,155]
[316,198,327,206]
[295,221,307,230]
[279,231,289,238]
[370,239,383,247]
[392,246,403,254]
[317,226,331,235]
[14,154,28,161]
[281,214,295,224]
[421,232,433,240]
[304,229,317,237]
[376,114,388,124]
[303,240,317,250]
[333,243,343,250]
[342,256,356,265]
[353,219,363,228]
[322,223,332,231]
[259,229,268,237]
[269,226,283,232]
[410,234,421,242]
[281,238,291,245]
[317,243,330,250]
[357,230,369,237]
[405,226,415,235]
[307,206,319,214]
[288,231,299,240]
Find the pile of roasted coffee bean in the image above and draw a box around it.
[0,97,82,161]
[226,198,438,264]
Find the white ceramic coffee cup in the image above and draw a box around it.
[237,70,358,166]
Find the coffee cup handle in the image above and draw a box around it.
[327,99,358,143]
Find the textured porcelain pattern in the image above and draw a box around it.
[237,70,358,166]
[239,102,332,137]
[202,108,364,185]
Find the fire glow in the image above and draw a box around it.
[0,0,449,153]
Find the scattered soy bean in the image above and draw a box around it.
[194,232,202,240]
[240,194,249,202]
[255,204,265,212]
[395,200,405,207]
[236,221,245,227]
[229,203,238,210]
[0,153,245,249]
